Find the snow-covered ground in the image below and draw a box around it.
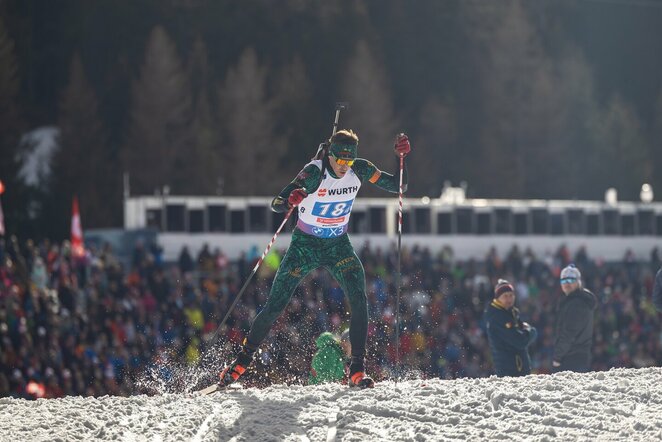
[2,367,661,441]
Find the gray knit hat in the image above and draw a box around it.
[560,264,581,281]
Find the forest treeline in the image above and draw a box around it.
[1,0,662,238]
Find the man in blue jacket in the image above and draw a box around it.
[484,279,537,377]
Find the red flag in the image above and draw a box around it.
[71,196,85,258]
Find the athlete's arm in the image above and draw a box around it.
[351,158,408,194]
[271,164,323,213]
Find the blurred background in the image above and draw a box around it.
[1,0,662,238]
[1,0,662,398]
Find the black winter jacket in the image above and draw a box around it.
[553,287,597,366]
[484,300,537,377]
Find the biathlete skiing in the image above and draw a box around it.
[218,129,411,389]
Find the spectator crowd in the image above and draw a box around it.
[1,234,661,398]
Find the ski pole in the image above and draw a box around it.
[207,206,294,344]
[395,153,404,380]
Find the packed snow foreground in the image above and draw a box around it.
[2,367,661,441]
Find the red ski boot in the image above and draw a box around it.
[218,349,254,387]
[349,358,375,389]
[349,370,375,388]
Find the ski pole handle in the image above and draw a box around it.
[398,154,404,233]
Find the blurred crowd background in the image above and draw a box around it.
[2,236,660,399]
[3,1,662,240]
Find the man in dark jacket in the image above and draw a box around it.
[553,264,597,373]
[485,279,537,377]
[653,267,662,313]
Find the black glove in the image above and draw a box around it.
[511,306,521,323]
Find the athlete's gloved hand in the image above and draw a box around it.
[394,133,411,157]
[288,188,308,207]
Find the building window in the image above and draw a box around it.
[603,210,620,236]
[230,210,246,233]
[146,208,162,230]
[621,214,635,236]
[166,204,186,232]
[531,209,549,234]
[638,210,654,235]
[456,208,474,234]
[249,206,267,232]
[476,212,492,235]
[437,212,452,234]
[349,211,368,233]
[495,208,512,234]
[414,208,431,234]
[188,209,204,233]
[208,205,227,232]
[369,207,386,233]
[567,209,585,235]
[513,213,528,235]
[586,213,600,235]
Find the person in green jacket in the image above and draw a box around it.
[309,331,349,385]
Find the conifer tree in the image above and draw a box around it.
[0,16,27,236]
[51,53,119,230]
[651,89,662,197]
[339,40,399,196]
[590,95,650,200]
[175,36,221,195]
[271,55,312,178]
[123,25,193,195]
[412,99,458,197]
[551,49,602,200]
[218,47,285,195]
[461,0,603,199]
[463,0,555,198]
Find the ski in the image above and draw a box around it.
[194,382,244,396]
[196,384,221,396]
[192,378,378,396]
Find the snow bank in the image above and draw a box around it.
[1,367,661,441]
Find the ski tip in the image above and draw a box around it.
[195,384,220,396]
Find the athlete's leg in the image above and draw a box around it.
[219,233,319,386]
[244,235,317,349]
[324,237,368,363]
